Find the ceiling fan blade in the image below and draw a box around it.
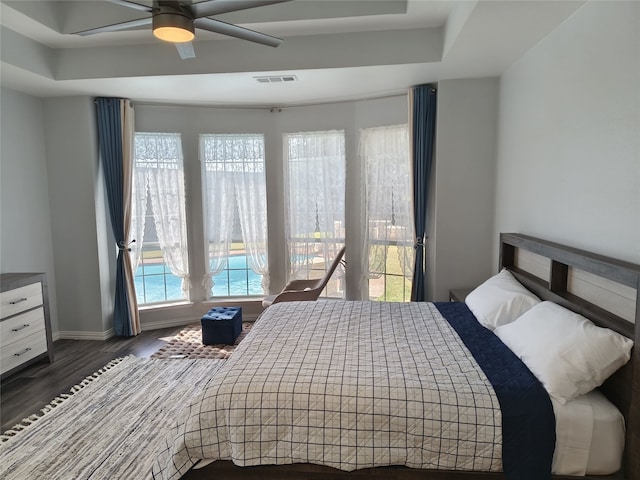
[194,17,283,47]
[190,0,291,19]
[73,17,152,36]
[175,42,196,59]
[108,0,154,13]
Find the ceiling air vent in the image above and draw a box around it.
[255,75,298,84]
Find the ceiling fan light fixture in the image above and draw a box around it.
[153,12,195,43]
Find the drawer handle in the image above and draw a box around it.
[14,348,32,357]
[11,324,30,332]
[9,298,28,305]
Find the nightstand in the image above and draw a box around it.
[449,288,473,303]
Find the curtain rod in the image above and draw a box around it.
[130,91,410,111]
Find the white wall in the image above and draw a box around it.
[0,88,58,333]
[429,78,500,301]
[42,96,112,338]
[495,1,640,265]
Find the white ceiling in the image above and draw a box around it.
[0,0,584,107]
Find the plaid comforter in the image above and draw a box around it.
[152,301,508,479]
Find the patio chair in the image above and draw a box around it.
[262,246,346,308]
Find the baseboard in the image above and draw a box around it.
[54,314,261,340]
[141,318,197,331]
[142,313,259,331]
[238,313,259,322]
[57,328,115,341]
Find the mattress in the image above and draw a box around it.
[552,389,625,475]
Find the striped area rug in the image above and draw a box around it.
[151,322,252,360]
[0,356,223,480]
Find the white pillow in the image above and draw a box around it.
[465,269,540,330]
[494,301,634,404]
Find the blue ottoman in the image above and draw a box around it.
[201,307,242,345]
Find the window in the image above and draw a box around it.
[360,125,413,302]
[284,130,346,298]
[131,133,190,305]
[200,134,269,297]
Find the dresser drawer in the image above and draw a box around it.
[0,282,43,319]
[0,273,53,377]
[1,307,46,347]
[0,330,48,375]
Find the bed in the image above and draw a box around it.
[152,233,639,480]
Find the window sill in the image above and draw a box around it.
[139,300,193,312]
[205,297,263,304]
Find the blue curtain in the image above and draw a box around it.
[95,97,133,336]
[410,85,437,302]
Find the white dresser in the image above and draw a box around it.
[1,273,54,378]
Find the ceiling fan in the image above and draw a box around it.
[73,0,291,59]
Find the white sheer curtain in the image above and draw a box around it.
[130,169,147,272]
[284,130,345,280]
[132,133,190,296]
[360,124,414,283]
[201,134,269,294]
[201,162,234,294]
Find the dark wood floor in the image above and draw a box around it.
[1,326,180,433]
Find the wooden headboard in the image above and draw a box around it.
[500,233,640,480]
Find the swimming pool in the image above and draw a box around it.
[135,255,263,304]
[209,255,264,297]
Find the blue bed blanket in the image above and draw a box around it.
[435,302,556,480]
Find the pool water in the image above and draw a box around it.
[135,255,263,304]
